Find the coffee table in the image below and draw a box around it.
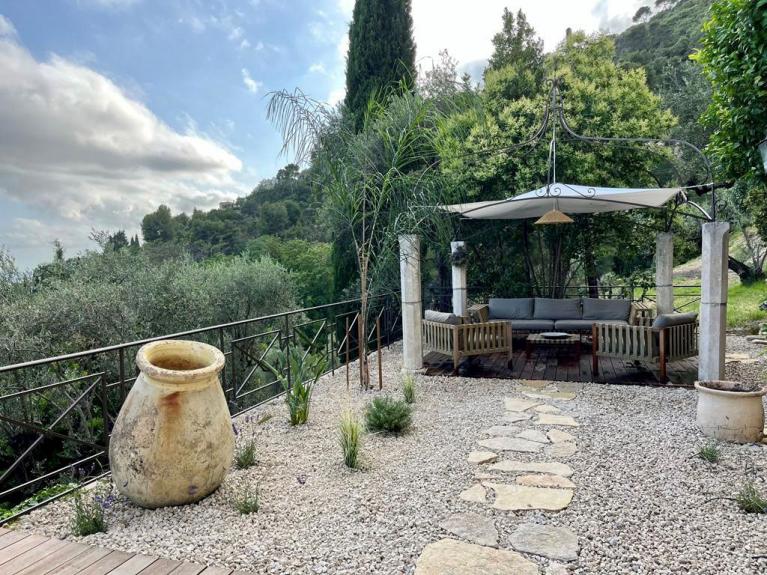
[525,333,582,358]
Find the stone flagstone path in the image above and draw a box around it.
[415,381,582,574]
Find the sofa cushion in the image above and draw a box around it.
[555,319,628,332]
[488,298,534,320]
[424,309,461,325]
[533,298,581,320]
[582,298,631,321]
[510,319,555,331]
[652,312,698,330]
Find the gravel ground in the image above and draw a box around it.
[14,338,767,575]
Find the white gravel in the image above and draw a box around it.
[14,340,767,575]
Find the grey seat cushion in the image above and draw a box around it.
[533,298,582,320]
[488,298,534,320]
[510,319,555,331]
[424,309,461,325]
[555,319,628,332]
[582,298,631,321]
[652,312,698,330]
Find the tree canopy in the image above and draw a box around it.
[344,0,416,131]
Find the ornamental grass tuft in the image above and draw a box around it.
[697,441,720,463]
[365,396,412,434]
[339,410,362,469]
[235,439,257,469]
[736,482,767,514]
[402,374,415,404]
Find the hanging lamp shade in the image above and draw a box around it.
[534,208,574,225]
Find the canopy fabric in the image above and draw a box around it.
[442,183,682,220]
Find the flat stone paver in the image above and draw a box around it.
[489,460,574,477]
[534,404,561,414]
[459,484,487,503]
[439,512,499,547]
[517,379,550,390]
[535,413,579,427]
[415,539,539,575]
[509,524,579,561]
[503,412,533,424]
[483,425,521,437]
[516,473,576,489]
[517,429,550,444]
[545,442,578,458]
[467,450,499,464]
[484,482,574,511]
[523,391,577,401]
[477,437,543,453]
[504,398,541,412]
[548,429,576,443]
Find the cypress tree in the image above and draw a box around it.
[344,0,416,131]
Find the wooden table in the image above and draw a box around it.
[525,333,582,359]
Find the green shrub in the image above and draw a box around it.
[339,411,362,469]
[235,440,257,469]
[697,442,720,463]
[736,482,767,514]
[233,485,260,514]
[70,490,108,536]
[402,374,415,404]
[365,396,412,434]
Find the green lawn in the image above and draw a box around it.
[638,278,767,330]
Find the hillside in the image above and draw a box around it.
[615,0,712,90]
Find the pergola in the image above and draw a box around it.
[398,81,730,383]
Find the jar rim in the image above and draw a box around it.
[136,340,225,388]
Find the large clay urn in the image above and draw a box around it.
[109,340,234,508]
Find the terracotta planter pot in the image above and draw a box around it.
[695,380,766,444]
[109,340,234,508]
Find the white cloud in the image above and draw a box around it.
[309,62,327,75]
[327,87,345,106]
[0,15,16,38]
[241,68,262,93]
[228,26,244,41]
[239,38,251,50]
[0,27,243,264]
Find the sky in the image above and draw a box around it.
[0,0,647,269]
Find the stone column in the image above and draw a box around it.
[655,232,674,316]
[450,241,467,317]
[399,235,423,372]
[699,222,730,382]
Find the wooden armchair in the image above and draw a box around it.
[591,318,697,383]
[422,316,512,374]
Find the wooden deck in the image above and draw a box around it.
[0,527,248,575]
[424,343,698,387]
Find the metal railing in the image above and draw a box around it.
[0,293,401,522]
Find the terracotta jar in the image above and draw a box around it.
[109,340,234,508]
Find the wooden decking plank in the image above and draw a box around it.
[0,527,9,536]
[13,541,89,575]
[3,537,68,574]
[74,550,133,575]
[43,546,112,575]
[137,558,183,575]
[0,534,49,565]
[197,567,232,575]
[167,563,206,575]
[0,531,32,550]
[107,555,157,575]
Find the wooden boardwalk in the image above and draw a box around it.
[0,528,249,575]
[424,345,698,387]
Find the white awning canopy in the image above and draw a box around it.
[442,183,682,220]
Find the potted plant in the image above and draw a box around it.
[695,380,766,443]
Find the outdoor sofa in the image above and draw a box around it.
[470,297,654,334]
